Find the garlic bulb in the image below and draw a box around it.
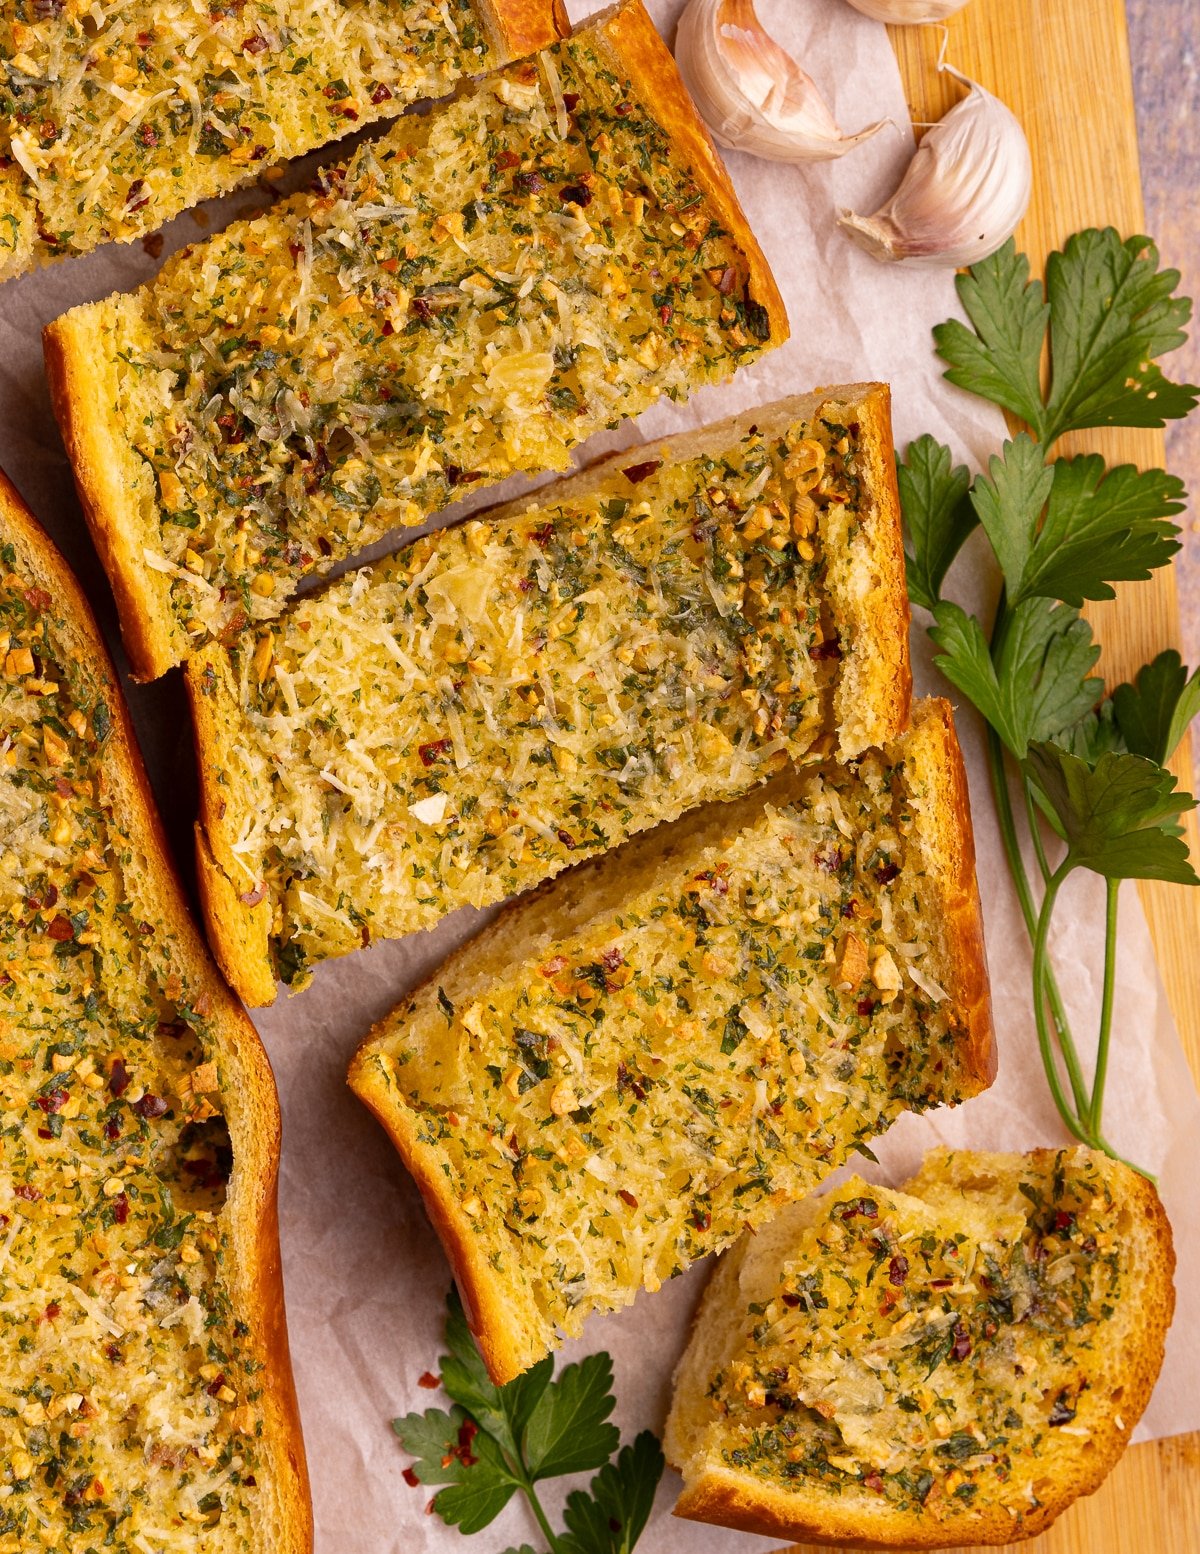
[675,0,886,163]
[843,0,971,22]
[838,70,1031,266]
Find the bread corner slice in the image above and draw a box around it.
[0,470,311,1549]
[349,697,993,1382]
[667,1146,1174,1549]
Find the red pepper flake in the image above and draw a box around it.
[617,1189,638,1209]
[418,739,453,767]
[402,1467,420,1487]
[289,240,305,261]
[622,459,662,485]
[562,92,580,111]
[875,861,901,885]
[103,1118,121,1141]
[47,915,75,942]
[614,101,633,116]
[513,170,545,194]
[37,1129,53,1140]
[809,636,843,662]
[242,33,268,52]
[239,883,267,907]
[417,1371,440,1390]
[780,1291,801,1308]
[814,846,843,873]
[888,1253,909,1286]
[371,83,393,104]
[559,183,592,207]
[691,1207,711,1231]
[659,303,673,326]
[112,1195,129,1225]
[1053,1210,1076,1232]
[529,521,555,547]
[24,586,53,611]
[342,108,359,122]
[856,998,876,1017]
[455,1419,478,1467]
[950,1322,972,1361]
[863,1471,884,1493]
[839,1197,878,1221]
[930,1277,954,1289]
[125,179,150,213]
[540,955,568,977]
[109,1058,130,1097]
[134,1093,169,1120]
[493,149,521,169]
[43,1302,61,1321]
[445,465,484,487]
[35,1088,69,1114]
[556,829,576,850]
[104,1341,122,1363]
[14,1185,41,1202]
[206,1373,227,1397]
[600,946,624,972]
[381,320,395,337]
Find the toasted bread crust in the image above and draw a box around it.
[44,308,183,681]
[670,1150,1174,1548]
[479,0,568,54]
[0,470,312,1550]
[906,698,995,1091]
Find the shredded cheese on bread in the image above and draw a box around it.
[349,700,994,1381]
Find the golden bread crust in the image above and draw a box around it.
[43,310,183,681]
[904,698,995,1092]
[0,469,312,1550]
[478,0,568,54]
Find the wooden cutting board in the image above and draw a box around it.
[787,2,1200,1550]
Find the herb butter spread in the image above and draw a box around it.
[194,407,900,993]
[672,1148,1158,1538]
[0,555,263,1548]
[352,706,987,1373]
[0,0,546,278]
[59,7,784,670]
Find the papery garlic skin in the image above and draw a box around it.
[838,73,1031,266]
[844,0,971,23]
[675,0,886,163]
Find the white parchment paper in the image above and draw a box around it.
[0,3,1196,1549]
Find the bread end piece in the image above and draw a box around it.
[668,1149,1174,1549]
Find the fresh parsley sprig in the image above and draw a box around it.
[393,1290,664,1553]
[901,228,1200,1171]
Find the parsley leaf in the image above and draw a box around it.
[394,1291,654,1549]
[523,1352,620,1481]
[559,1432,665,1554]
[934,240,1048,433]
[1024,744,1200,884]
[391,1405,520,1532]
[1043,229,1199,440]
[440,1289,551,1459]
[930,598,1101,758]
[1112,650,1200,766]
[897,435,976,610]
[970,434,1053,598]
[1016,456,1183,605]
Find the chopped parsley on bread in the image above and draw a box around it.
[349,699,994,1382]
[44,0,788,679]
[1,0,565,279]
[186,385,909,1004]
[666,1147,1174,1549]
[0,473,310,1551]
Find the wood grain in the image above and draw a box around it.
[782,1,1200,1549]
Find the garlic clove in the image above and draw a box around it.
[838,70,1031,267]
[843,0,971,23]
[675,0,887,164]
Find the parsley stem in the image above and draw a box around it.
[1031,862,1091,1143]
[984,722,1090,1118]
[520,1478,563,1554]
[1090,878,1120,1138]
[1022,776,1053,885]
